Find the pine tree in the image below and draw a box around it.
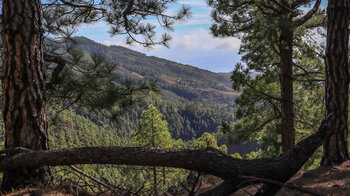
[209,0,325,152]
[133,104,173,148]
[322,0,350,166]
[1,0,52,189]
[132,104,183,195]
[1,0,190,191]
[193,132,227,153]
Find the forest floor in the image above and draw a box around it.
[234,160,350,196]
[3,161,350,196]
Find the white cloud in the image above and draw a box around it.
[171,28,241,51]
[179,0,208,7]
[101,28,240,52]
[76,1,241,72]
[101,39,164,51]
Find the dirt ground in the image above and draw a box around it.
[235,161,350,196]
[3,161,350,196]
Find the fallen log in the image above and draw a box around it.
[0,115,334,195]
[200,114,334,195]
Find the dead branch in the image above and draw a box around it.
[68,165,120,194]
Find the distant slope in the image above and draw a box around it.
[72,36,242,143]
[74,36,238,103]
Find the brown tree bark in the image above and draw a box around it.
[322,0,350,166]
[153,166,158,196]
[1,0,51,191]
[279,11,295,153]
[274,0,322,153]
[0,114,334,195]
[279,24,295,153]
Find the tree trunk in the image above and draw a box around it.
[153,166,158,196]
[279,17,295,153]
[1,0,51,191]
[163,167,166,186]
[0,115,334,195]
[322,0,350,166]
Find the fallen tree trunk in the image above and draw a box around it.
[0,115,334,195]
[200,115,334,195]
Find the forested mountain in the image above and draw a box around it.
[74,36,238,103]
[2,0,350,195]
[68,36,244,145]
[0,35,245,160]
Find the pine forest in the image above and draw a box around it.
[0,0,349,195]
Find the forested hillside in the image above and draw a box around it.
[3,0,350,195]
[74,36,239,103]
[68,36,241,143]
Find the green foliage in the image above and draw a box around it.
[74,36,238,104]
[244,151,258,160]
[48,108,127,149]
[43,0,191,47]
[45,37,237,141]
[0,137,3,182]
[132,104,173,147]
[46,106,190,193]
[46,43,157,122]
[209,0,326,159]
[193,132,227,154]
[132,104,187,195]
[1,0,340,191]
[43,0,192,123]
[47,107,132,190]
[231,153,242,159]
[303,147,322,170]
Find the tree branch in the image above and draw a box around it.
[44,52,71,90]
[0,147,34,155]
[68,165,119,194]
[293,0,321,27]
[123,0,135,30]
[200,114,334,195]
[271,0,295,13]
[0,114,334,195]
[59,0,105,11]
[233,115,281,140]
[246,82,282,102]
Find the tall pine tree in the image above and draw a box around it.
[322,0,350,166]
[132,104,184,195]
[1,0,190,191]
[209,0,324,152]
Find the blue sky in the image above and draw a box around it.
[76,0,328,73]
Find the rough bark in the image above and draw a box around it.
[1,0,51,191]
[153,166,158,196]
[321,0,350,166]
[0,115,334,194]
[200,114,333,196]
[279,13,295,153]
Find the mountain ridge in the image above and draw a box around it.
[74,36,239,103]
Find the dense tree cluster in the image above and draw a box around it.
[0,0,349,195]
